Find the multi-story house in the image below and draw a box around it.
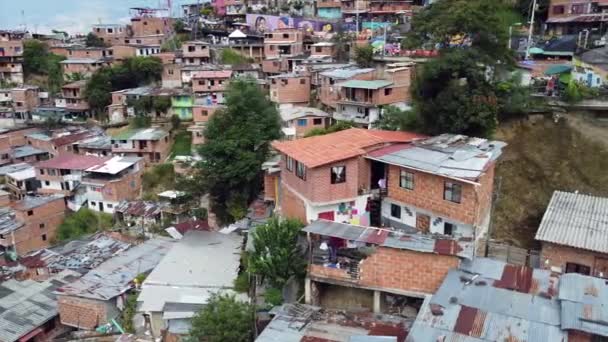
[4,163,38,200]
[162,63,182,88]
[11,86,40,121]
[111,128,171,166]
[0,30,25,84]
[171,92,196,120]
[316,0,343,19]
[334,66,413,127]
[111,44,161,61]
[191,70,232,104]
[91,24,130,45]
[264,28,304,59]
[72,135,112,157]
[188,102,223,145]
[224,0,247,16]
[11,144,49,163]
[271,128,422,224]
[35,154,108,198]
[546,0,608,35]
[66,47,113,60]
[318,67,375,110]
[60,80,90,119]
[367,134,505,244]
[26,130,93,156]
[0,194,66,255]
[280,106,331,140]
[60,58,112,80]
[269,73,311,106]
[369,0,412,22]
[182,41,211,65]
[130,15,174,38]
[341,0,370,22]
[536,191,608,278]
[310,42,337,60]
[79,156,143,214]
[303,220,473,311]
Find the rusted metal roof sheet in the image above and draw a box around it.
[559,273,608,337]
[115,200,166,218]
[535,191,608,254]
[303,220,473,259]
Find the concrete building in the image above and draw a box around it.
[546,0,608,35]
[264,28,304,59]
[304,220,473,313]
[279,106,331,140]
[536,191,608,278]
[57,238,173,331]
[191,70,232,104]
[4,163,38,199]
[137,230,243,337]
[35,154,109,200]
[269,73,311,106]
[316,0,343,19]
[91,24,130,45]
[318,67,375,110]
[0,30,25,84]
[110,128,171,166]
[60,58,112,79]
[182,41,211,65]
[61,80,90,119]
[0,194,66,255]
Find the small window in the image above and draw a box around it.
[399,170,414,190]
[297,119,307,126]
[313,118,323,125]
[552,5,565,14]
[300,78,306,85]
[39,223,45,229]
[571,4,585,14]
[45,181,50,186]
[391,204,401,219]
[202,110,208,116]
[27,210,33,216]
[566,262,591,275]
[330,166,346,184]
[444,222,454,236]
[286,155,294,171]
[296,161,306,180]
[444,182,462,203]
[42,234,47,241]
[107,204,113,208]
[40,169,45,175]
[143,21,148,25]
[315,46,322,53]
[91,201,96,206]
[49,169,56,176]
[384,88,392,96]
[283,33,289,39]
[198,80,204,85]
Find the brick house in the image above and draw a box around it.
[130,16,174,38]
[61,80,90,118]
[72,135,112,157]
[10,86,40,121]
[189,103,222,145]
[182,41,211,65]
[4,163,38,200]
[310,42,336,59]
[546,0,608,36]
[79,156,144,214]
[60,58,112,79]
[0,194,66,255]
[91,24,130,45]
[262,58,290,74]
[264,28,304,58]
[303,220,472,313]
[191,70,233,104]
[110,128,171,166]
[162,63,182,88]
[111,44,161,61]
[316,0,342,19]
[536,191,608,279]
[318,67,375,110]
[26,130,94,156]
[0,30,25,84]
[366,134,505,246]
[66,47,113,59]
[271,128,422,224]
[269,73,311,105]
[279,106,332,139]
[334,66,413,128]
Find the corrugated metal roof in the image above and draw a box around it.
[0,270,80,342]
[11,145,47,159]
[407,258,565,342]
[302,220,474,259]
[367,134,506,182]
[111,128,168,141]
[558,273,608,337]
[535,191,608,254]
[337,80,393,90]
[115,200,166,218]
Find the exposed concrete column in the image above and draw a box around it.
[305,277,312,304]
[373,290,381,313]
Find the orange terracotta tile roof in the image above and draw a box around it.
[272,128,424,168]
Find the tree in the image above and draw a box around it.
[304,120,355,137]
[170,114,181,130]
[193,79,281,223]
[85,32,107,47]
[22,40,66,93]
[188,293,252,342]
[154,96,172,115]
[173,19,186,33]
[373,105,420,131]
[248,217,305,287]
[220,49,253,65]
[57,208,113,241]
[354,45,374,67]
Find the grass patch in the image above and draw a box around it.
[142,163,176,200]
[57,208,113,241]
[171,130,192,158]
[492,117,608,249]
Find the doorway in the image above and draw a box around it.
[99,202,104,212]
[370,161,386,190]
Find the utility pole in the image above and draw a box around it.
[525,0,537,60]
[355,0,359,37]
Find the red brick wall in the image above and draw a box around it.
[193,105,219,123]
[568,331,592,342]
[0,127,40,147]
[293,116,329,138]
[280,183,307,222]
[319,71,376,109]
[541,242,608,278]
[264,173,278,202]
[192,77,228,93]
[102,163,143,202]
[68,48,106,59]
[270,76,311,105]
[131,17,173,37]
[111,45,137,61]
[12,197,66,255]
[386,165,490,226]
[310,246,459,295]
[262,59,288,74]
[58,296,108,330]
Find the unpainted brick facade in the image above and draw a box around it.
[540,242,608,278]
[319,70,375,109]
[58,296,111,330]
[309,246,460,295]
[269,75,311,105]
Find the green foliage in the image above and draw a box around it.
[233,273,250,293]
[129,115,152,128]
[85,57,163,116]
[57,208,113,241]
[142,163,176,198]
[303,120,355,137]
[201,7,214,16]
[22,40,66,93]
[354,45,374,68]
[155,96,172,115]
[188,293,252,342]
[172,130,192,157]
[562,80,598,104]
[173,20,186,33]
[331,27,353,63]
[495,73,532,120]
[85,32,107,47]
[191,207,208,220]
[373,106,421,131]
[248,217,305,288]
[220,49,254,65]
[264,287,283,307]
[170,114,181,130]
[118,292,138,333]
[194,79,281,223]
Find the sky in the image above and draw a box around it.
[0,0,198,35]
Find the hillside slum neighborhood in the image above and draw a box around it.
[1,0,608,341]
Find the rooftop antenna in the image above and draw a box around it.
[20,10,27,32]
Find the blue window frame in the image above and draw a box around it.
[297,119,307,126]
